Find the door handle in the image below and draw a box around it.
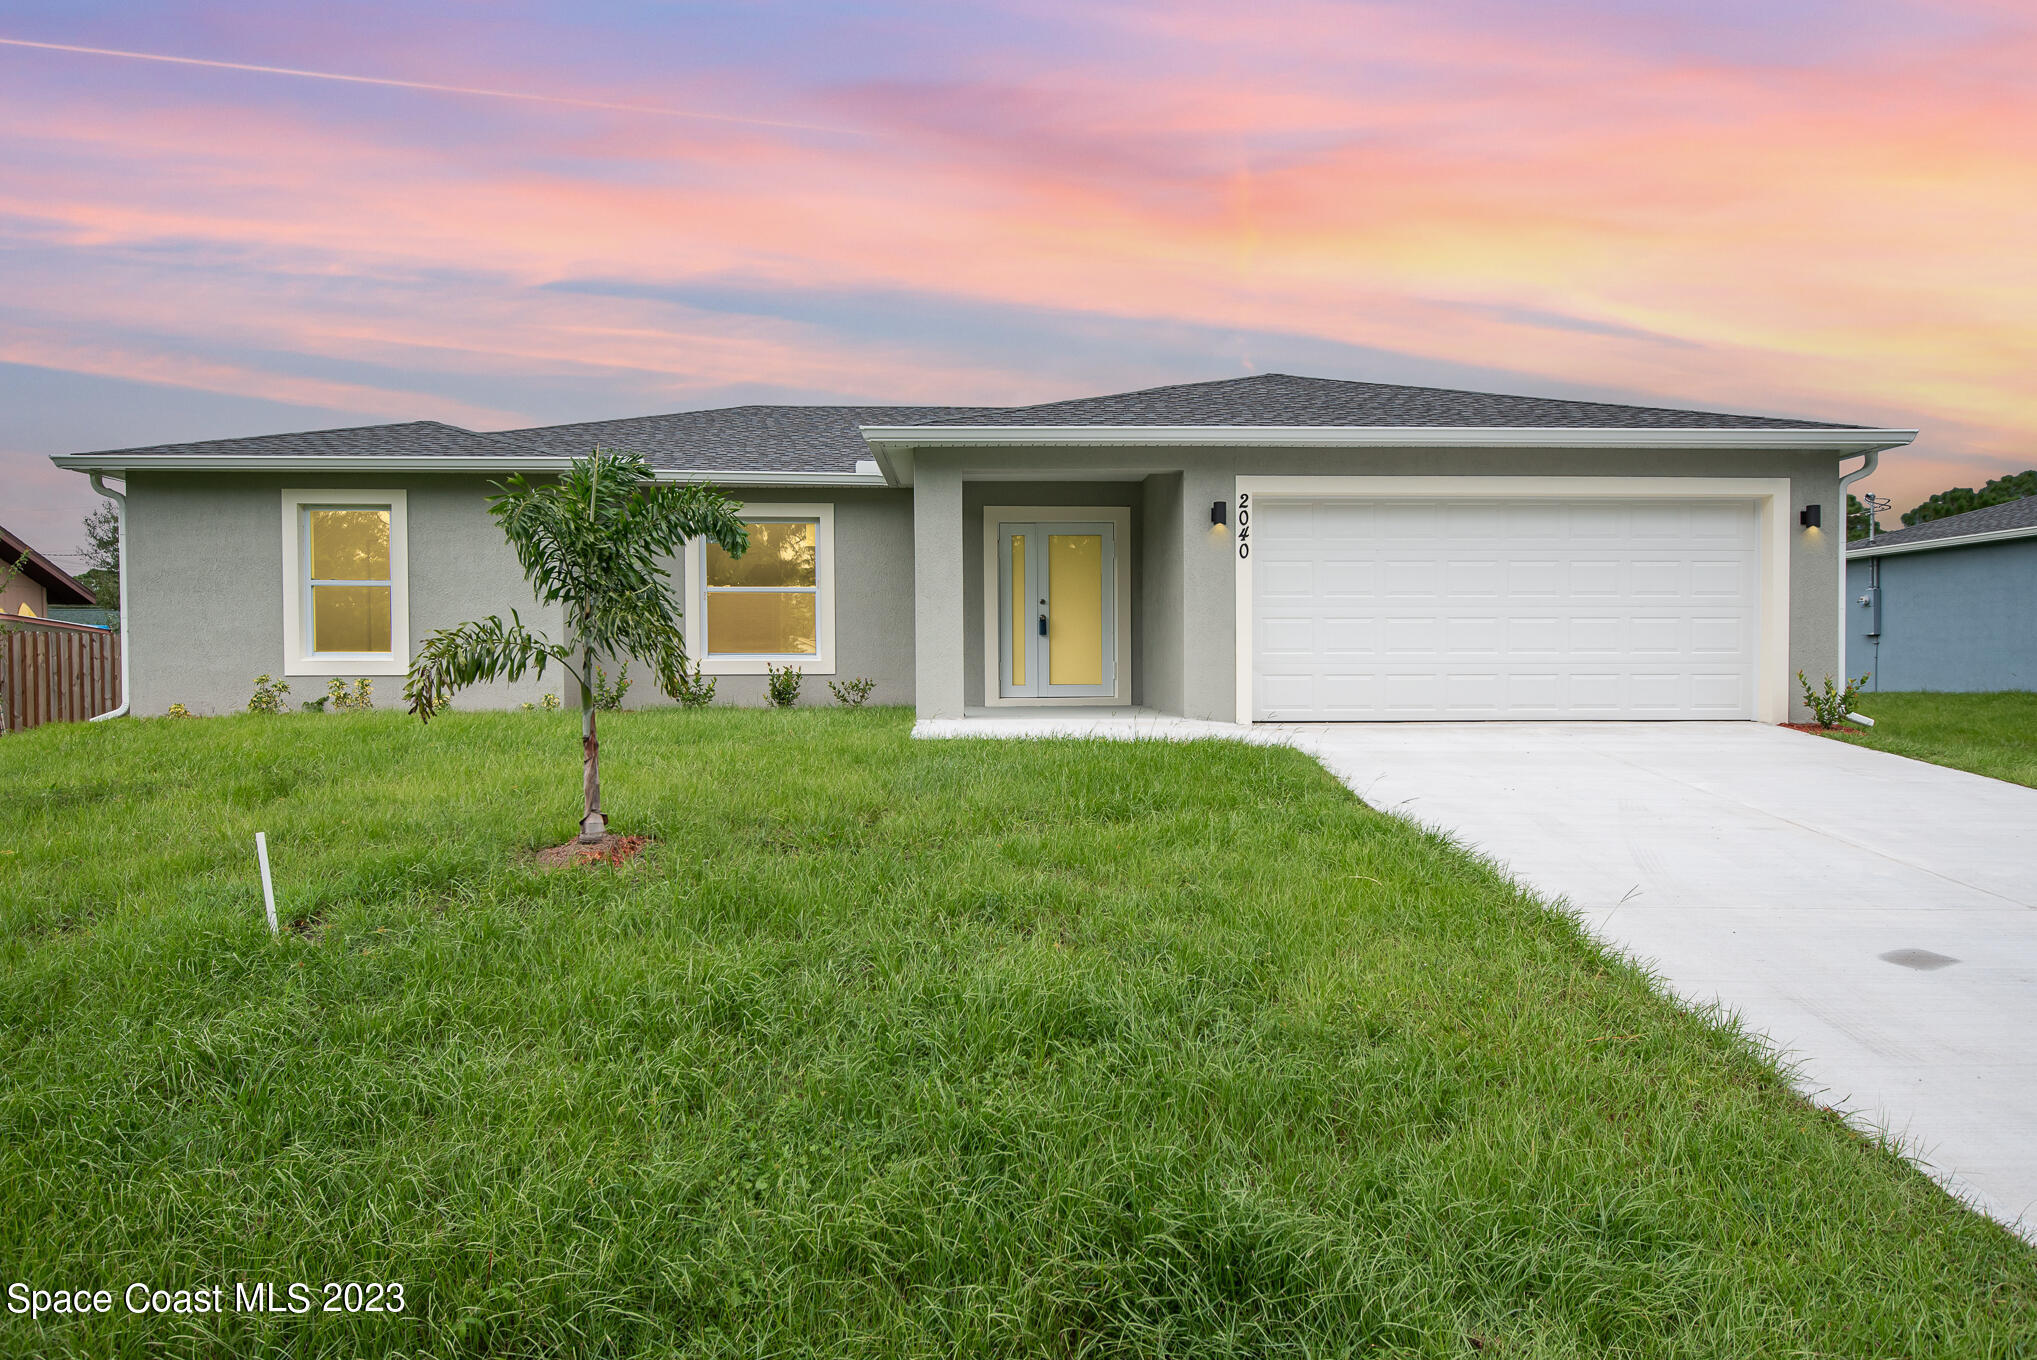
[1038,613,1048,637]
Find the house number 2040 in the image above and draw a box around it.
[1236,492,1250,558]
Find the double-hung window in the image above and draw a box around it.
[689,504,835,674]
[282,489,410,676]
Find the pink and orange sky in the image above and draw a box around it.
[4,0,2033,558]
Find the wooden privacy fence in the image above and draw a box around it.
[1,617,121,733]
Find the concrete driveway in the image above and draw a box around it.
[1280,722,2037,1240]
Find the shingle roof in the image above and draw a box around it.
[72,421,532,461]
[0,523,96,606]
[906,373,1866,430]
[498,405,995,474]
[1850,495,2037,553]
[57,374,1878,474]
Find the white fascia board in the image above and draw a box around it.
[858,424,1918,453]
[654,469,888,488]
[1847,523,2037,559]
[49,453,887,487]
[49,454,575,474]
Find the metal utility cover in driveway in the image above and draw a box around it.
[1282,721,2037,1241]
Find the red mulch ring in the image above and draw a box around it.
[1781,722,1863,734]
[534,834,652,868]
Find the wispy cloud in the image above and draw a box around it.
[2,0,2032,551]
[0,35,858,136]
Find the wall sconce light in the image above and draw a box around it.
[1211,500,1227,527]
[1799,504,1822,528]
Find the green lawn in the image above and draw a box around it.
[1827,691,2037,788]
[3,708,2031,1358]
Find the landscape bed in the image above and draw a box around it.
[2,707,2032,1357]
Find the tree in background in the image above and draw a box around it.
[404,450,748,842]
[76,503,119,610]
[1846,494,1871,541]
[1900,469,2037,528]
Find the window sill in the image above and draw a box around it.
[698,655,835,677]
[286,656,410,678]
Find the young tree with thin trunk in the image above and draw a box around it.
[404,450,747,842]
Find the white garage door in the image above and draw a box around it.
[1251,496,1761,720]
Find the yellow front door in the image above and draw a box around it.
[999,521,1115,698]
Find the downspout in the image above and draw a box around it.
[86,473,130,720]
[1834,448,1880,696]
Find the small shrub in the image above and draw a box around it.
[1797,669,1870,728]
[765,663,802,708]
[164,702,193,719]
[519,693,563,712]
[330,677,373,711]
[828,676,876,707]
[247,675,291,715]
[671,660,716,708]
[593,664,631,712]
[301,697,329,713]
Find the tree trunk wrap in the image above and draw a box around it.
[579,643,604,842]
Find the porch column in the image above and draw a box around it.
[912,462,967,718]
[1179,463,1240,721]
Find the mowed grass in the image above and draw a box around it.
[2,708,2032,1359]
[1827,690,2037,788]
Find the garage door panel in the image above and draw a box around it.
[1690,615,1743,654]
[1444,616,1502,655]
[1569,502,1626,538]
[1690,559,1746,597]
[1630,560,1684,597]
[1444,559,1502,595]
[1506,672,1563,710]
[1251,495,1761,720]
[1629,616,1681,654]
[1319,558,1376,597]
[1507,559,1563,596]
[1258,560,1314,597]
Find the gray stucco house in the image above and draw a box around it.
[1846,495,2037,692]
[51,373,1914,725]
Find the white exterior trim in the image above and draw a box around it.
[979,506,1134,708]
[1231,476,1794,725]
[684,502,836,676]
[281,488,411,679]
[862,424,1914,449]
[1847,522,2037,559]
[50,453,886,486]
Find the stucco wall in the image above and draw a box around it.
[121,472,916,715]
[1139,472,1187,716]
[639,485,916,708]
[1847,539,2037,691]
[911,444,1844,723]
[124,471,568,715]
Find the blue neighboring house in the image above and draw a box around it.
[1846,495,2037,691]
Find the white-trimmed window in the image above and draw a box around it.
[281,489,410,676]
[687,503,835,674]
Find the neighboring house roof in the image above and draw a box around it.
[0,523,96,606]
[904,373,1869,431]
[48,373,1912,480]
[1849,495,2037,559]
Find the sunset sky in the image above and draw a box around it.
[4,0,2033,557]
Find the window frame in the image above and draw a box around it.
[281,488,411,677]
[686,502,835,675]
